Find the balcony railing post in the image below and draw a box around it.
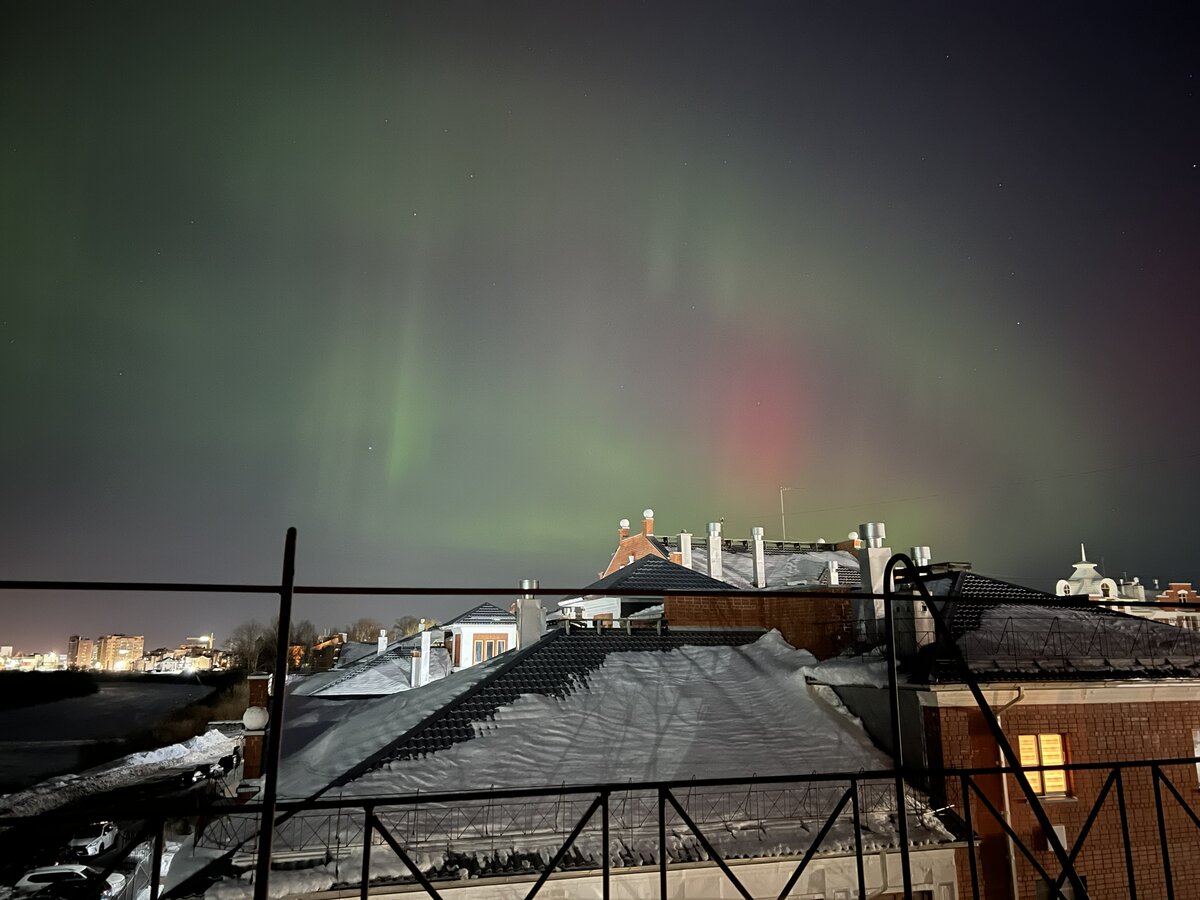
[658,787,667,899]
[254,526,298,900]
[1153,766,1175,900]
[961,774,980,900]
[149,817,165,900]
[1115,768,1137,900]
[601,790,610,900]
[361,804,374,900]
[882,574,914,897]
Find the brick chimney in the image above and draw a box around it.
[618,518,630,539]
[241,672,271,782]
[642,508,654,535]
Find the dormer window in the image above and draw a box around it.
[1101,583,1112,598]
[1062,585,1071,595]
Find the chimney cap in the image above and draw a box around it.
[643,508,654,519]
[619,518,630,529]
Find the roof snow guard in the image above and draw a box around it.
[334,628,759,787]
[915,571,1200,682]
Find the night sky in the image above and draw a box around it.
[3,3,1198,654]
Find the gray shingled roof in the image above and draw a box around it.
[584,555,735,593]
[658,535,860,591]
[442,601,516,627]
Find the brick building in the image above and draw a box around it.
[829,570,1200,900]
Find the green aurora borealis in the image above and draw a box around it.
[3,3,1198,650]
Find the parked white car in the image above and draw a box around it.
[66,821,120,857]
[12,866,125,898]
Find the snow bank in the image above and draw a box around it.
[0,730,237,817]
[805,655,891,687]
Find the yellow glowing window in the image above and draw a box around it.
[1018,734,1069,796]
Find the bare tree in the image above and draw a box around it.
[344,617,384,642]
[391,616,423,640]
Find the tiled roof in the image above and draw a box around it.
[584,555,735,593]
[911,571,1200,682]
[334,628,760,787]
[442,601,516,627]
[817,565,862,588]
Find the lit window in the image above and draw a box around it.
[1018,734,1069,796]
[473,640,483,664]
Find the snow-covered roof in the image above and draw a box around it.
[338,631,894,794]
[913,571,1200,681]
[291,632,452,698]
[659,535,861,591]
[194,631,956,895]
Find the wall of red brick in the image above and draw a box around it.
[930,699,1200,900]
[663,593,855,659]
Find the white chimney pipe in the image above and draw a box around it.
[517,579,546,650]
[376,629,388,656]
[418,629,432,686]
[706,522,723,579]
[410,648,420,688]
[751,527,766,588]
[856,521,891,638]
[679,531,693,569]
[826,559,840,586]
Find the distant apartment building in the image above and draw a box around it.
[67,635,96,669]
[96,633,145,671]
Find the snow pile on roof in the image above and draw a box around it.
[279,655,507,799]
[302,648,453,697]
[0,729,237,817]
[806,654,891,687]
[687,546,859,590]
[343,632,892,794]
[202,634,950,898]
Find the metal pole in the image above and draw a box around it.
[779,487,792,542]
[658,788,667,899]
[253,527,297,900]
[1115,769,1137,900]
[882,575,914,896]
[1153,766,1175,900]
[149,818,165,900]
[601,790,610,900]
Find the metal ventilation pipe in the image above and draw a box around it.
[679,530,692,569]
[911,546,932,568]
[751,526,766,588]
[859,522,887,549]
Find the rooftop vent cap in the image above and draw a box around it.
[859,522,887,549]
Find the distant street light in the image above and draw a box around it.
[779,486,794,541]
